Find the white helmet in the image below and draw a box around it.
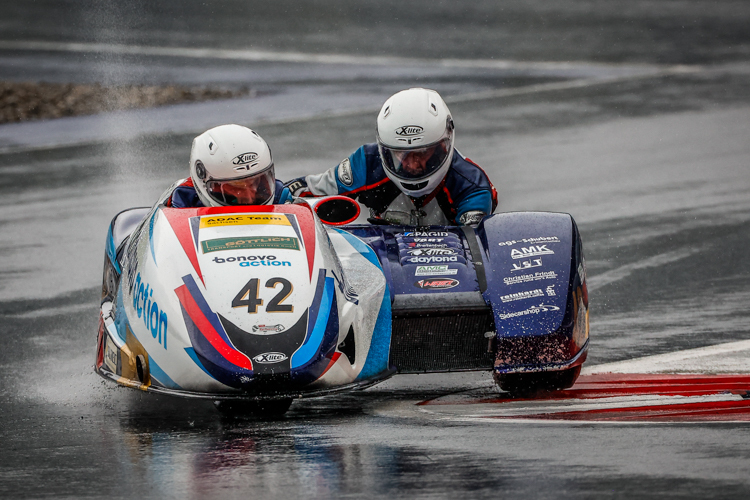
[189,124,275,207]
[376,88,455,198]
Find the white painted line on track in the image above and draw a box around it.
[0,40,704,153]
[583,339,750,375]
[0,40,695,74]
[587,247,704,292]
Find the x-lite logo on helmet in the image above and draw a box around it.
[232,152,260,172]
[232,152,259,165]
[395,125,424,137]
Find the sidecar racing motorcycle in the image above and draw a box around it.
[96,196,588,413]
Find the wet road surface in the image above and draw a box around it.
[2,1,750,498]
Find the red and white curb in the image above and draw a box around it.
[418,374,750,422]
[416,340,750,423]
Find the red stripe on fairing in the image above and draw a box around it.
[319,352,342,378]
[161,204,317,282]
[174,283,254,370]
[162,208,204,285]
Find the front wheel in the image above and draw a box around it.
[214,398,293,417]
[494,366,581,396]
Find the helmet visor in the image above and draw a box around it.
[205,165,275,206]
[379,136,452,181]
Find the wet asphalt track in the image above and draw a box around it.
[2,1,750,498]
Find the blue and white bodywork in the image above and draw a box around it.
[97,197,588,406]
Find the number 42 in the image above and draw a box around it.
[232,277,294,313]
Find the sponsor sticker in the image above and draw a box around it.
[211,255,292,267]
[503,271,558,285]
[498,303,560,320]
[408,256,458,264]
[232,152,259,165]
[407,248,457,256]
[511,258,543,272]
[546,285,556,296]
[415,265,458,276]
[252,352,288,364]
[500,289,545,303]
[403,231,451,237]
[510,245,555,259]
[130,272,168,350]
[498,236,561,247]
[410,237,448,243]
[252,324,286,334]
[395,125,424,136]
[231,152,260,171]
[414,278,459,290]
[405,242,450,248]
[199,214,291,229]
[201,236,300,253]
[104,337,118,372]
[337,157,353,186]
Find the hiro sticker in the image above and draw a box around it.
[414,278,459,290]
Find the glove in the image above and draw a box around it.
[458,211,486,226]
[278,178,309,203]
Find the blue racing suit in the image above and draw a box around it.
[279,143,497,225]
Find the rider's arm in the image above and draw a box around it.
[455,190,493,225]
[160,178,205,208]
[448,153,498,225]
[277,146,369,203]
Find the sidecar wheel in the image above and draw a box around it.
[214,398,293,417]
[494,366,581,396]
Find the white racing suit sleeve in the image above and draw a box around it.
[304,167,341,196]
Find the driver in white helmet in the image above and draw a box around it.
[160,124,285,208]
[278,88,497,225]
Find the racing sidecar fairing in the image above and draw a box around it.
[96,199,588,404]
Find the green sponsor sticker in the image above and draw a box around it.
[201,236,300,253]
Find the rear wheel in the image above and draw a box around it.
[214,398,293,417]
[494,366,581,396]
